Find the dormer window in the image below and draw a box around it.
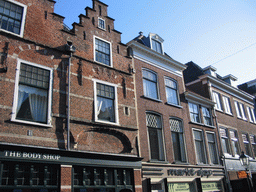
[152,39,162,54]
[149,33,164,54]
[98,17,105,30]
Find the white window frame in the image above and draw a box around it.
[247,106,256,123]
[11,59,53,127]
[223,95,232,115]
[98,17,105,30]
[250,135,256,157]
[146,112,166,161]
[189,102,201,123]
[242,133,252,157]
[230,129,240,157]
[206,131,219,165]
[234,101,247,120]
[142,68,160,100]
[93,79,119,125]
[93,35,112,67]
[165,77,180,106]
[151,38,163,54]
[169,117,187,163]
[0,0,27,37]
[219,128,232,157]
[192,128,207,164]
[202,106,213,126]
[212,91,223,111]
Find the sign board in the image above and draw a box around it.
[201,182,222,191]
[168,183,191,192]
[237,171,247,179]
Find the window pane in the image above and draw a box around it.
[143,70,158,99]
[189,103,200,123]
[202,107,212,126]
[213,92,222,110]
[193,130,206,164]
[0,0,23,35]
[152,39,162,54]
[207,133,218,164]
[170,118,186,162]
[95,38,111,66]
[97,83,115,122]
[165,79,178,105]
[16,63,50,124]
[147,113,164,161]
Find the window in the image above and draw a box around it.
[242,133,251,156]
[219,128,231,155]
[170,118,186,162]
[247,106,256,123]
[73,166,133,192]
[165,78,179,105]
[12,60,53,126]
[212,91,223,111]
[230,130,240,155]
[98,17,105,30]
[193,129,207,164]
[202,107,212,126]
[0,0,27,36]
[142,69,159,100]
[234,101,247,120]
[250,135,256,157]
[94,37,111,66]
[94,81,118,124]
[0,161,59,191]
[206,132,219,164]
[151,39,162,54]
[223,96,232,114]
[146,113,165,161]
[189,103,201,123]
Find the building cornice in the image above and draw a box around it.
[185,91,215,106]
[127,40,186,71]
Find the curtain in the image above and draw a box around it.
[97,97,114,122]
[17,85,48,123]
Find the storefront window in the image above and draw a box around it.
[0,161,59,192]
[201,181,223,192]
[73,166,133,192]
[168,183,195,192]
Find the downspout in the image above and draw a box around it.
[207,79,233,192]
[65,41,76,151]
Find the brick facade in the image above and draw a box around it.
[0,0,142,192]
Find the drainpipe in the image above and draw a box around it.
[65,41,76,150]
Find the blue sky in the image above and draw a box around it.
[54,0,256,86]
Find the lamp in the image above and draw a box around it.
[239,151,255,192]
[239,151,249,168]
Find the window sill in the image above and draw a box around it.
[11,119,52,128]
[97,26,106,31]
[142,96,162,103]
[165,102,183,109]
[148,160,169,164]
[215,109,224,113]
[225,112,233,117]
[172,161,189,165]
[94,60,112,68]
[95,119,120,126]
[190,121,204,126]
[204,124,215,129]
[237,117,248,122]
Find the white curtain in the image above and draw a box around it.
[97,97,114,121]
[18,85,48,122]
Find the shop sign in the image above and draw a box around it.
[168,183,190,192]
[2,150,61,161]
[237,171,247,179]
[168,168,212,177]
[201,182,222,191]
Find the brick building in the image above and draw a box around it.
[184,61,256,192]
[127,33,225,192]
[0,0,142,192]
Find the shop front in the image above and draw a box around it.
[0,144,142,192]
[142,165,225,192]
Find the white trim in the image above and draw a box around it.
[98,17,106,30]
[150,33,164,55]
[142,68,160,100]
[93,35,113,67]
[192,128,208,164]
[222,95,233,115]
[164,76,181,106]
[189,102,201,124]
[205,131,220,165]
[185,91,215,106]
[93,79,119,125]
[11,59,53,127]
[0,0,27,37]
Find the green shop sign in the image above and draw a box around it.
[168,183,190,192]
